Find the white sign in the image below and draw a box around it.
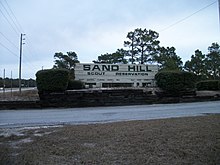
[75,63,158,87]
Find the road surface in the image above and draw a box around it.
[0,87,36,93]
[0,101,220,128]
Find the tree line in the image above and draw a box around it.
[53,28,220,80]
[0,78,36,88]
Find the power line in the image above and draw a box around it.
[24,36,37,58]
[1,1,38,71]
[0,1,22,34]
[23,48,39,70]
[0,2,39,78]
[3,0,24,33]
[0,8,20,36]
[0,41,18,57]
[17,36,40,74]
[20,36,43,72]
[159,1,217,32]
[0,31,19,50]
[1,1,38,66]
[2,1,46,70]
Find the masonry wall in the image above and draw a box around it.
[39,88,157,108]
[1,89,220,109]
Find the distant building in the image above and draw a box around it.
[75,63,158,88]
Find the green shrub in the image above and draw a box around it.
[155,71,197,95]
[36,69,69,93]
[196,80,220,91]
[67,80,84,90]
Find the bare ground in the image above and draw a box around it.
[0,89,39,101]
[0,114,219,165]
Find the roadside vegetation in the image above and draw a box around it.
[1,115,219,164]
[1,28,219,93]
[0,78,36,89]
[0,88,39,101]
[1,28,219,99]
[49,28,219,94]
[52,28,220,81]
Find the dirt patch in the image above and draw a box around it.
[0,115,220,165]
[196,90,220,97]
[0,89,39,101]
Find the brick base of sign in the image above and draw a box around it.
[38,88,220,108]
[1,89,220,109]
[39,88,157,108]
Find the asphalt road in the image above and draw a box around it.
[0,87,36,93]
[0,101,220,128]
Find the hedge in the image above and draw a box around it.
[155,71,197,95]
[67,80,84,90]
[196,80,220,91]
[36,69,69,93]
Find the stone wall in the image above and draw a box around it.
[0,101,40,109]
[39,88,157,108]
[1,89,220,109]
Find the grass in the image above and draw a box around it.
[0,115,219,165]
[0,88,39,101]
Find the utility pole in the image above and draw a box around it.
[19,33,25,94]
[10,71,13,97]
[3,69,5,97]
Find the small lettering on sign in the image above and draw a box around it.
[87,72,105,75]
[116,72,148,76]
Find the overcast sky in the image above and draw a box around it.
[0,0,219,79]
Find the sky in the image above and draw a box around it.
[0,0,219,79]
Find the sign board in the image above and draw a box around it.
[75,63,158,87]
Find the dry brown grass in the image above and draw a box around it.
[0,89,39,101]
[0,115,219,165]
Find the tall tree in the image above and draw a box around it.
[53,51,79,70]
[112,49,129,64]
[184,49,207,79]
[93,49,128,64]
[155,46,183,71]
[124,30,139,64]
[93,53,113,64]
[205,43,220,79]
[135,28,160,64]
[124,28,160,64]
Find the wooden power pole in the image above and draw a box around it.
[19,33,25,94]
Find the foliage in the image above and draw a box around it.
[184,43,220,80]
[53,51,79,70]
[205,43,220,79]
[93,28,219,77]
[135,29,160,64]
[0,78,36,88]
[36,69,69,93]
[124,28,160,64]
[93,49,128,64]
[196,80,220,91]
[184,49,206,79]
[67,80,85,90]
[124,30,139,64]
[155,71,197,95]
[155,46,183,71]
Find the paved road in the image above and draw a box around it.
[0,87,36,93]
[0,101,220,128]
